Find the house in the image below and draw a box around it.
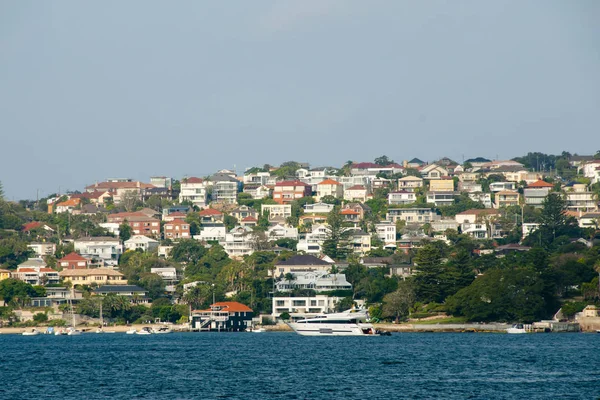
[0,269,11,281]
[54,198,81,214]
[162,206,191,218]
[495,191,520,208]
[578,212,600,229]
[429,177,454,192]
[303,202,334,214]
[261,204,292,221]
[386,208,439,224]
[162,212,188,222]
[464,157,491,168]
[565,184,598,213]
[179,177,208,208]
[195,223,227,242]
[163,219,191,239]
[273,180,312,204]
[504,170,543,184]
[397,176,423,190]
[315,179,343,201]
[243,184,271,199]
[240,216,258,228]
[151,267,180,293]
[350,162,404,177]
[14,259,59,286]
[92,285,149,304]
[523,180,554,208]
[198,208,224,223]
[29,286,84,307]
[74,236,123,266]
[375,221,396,247]
[266,224,299,241]
[405,158,425,169]
[344,185,368,202]
[340,208,361,225]
[468,192,493,208]
[22,221,55,235]
[231,205,259,221]
[430,218,460,232]
[190,302,253,332]
[27,242,56,257]
[426,191,458,207]
[459,182,483,193]
[275,271,352,292]
[272,295,342,318]
[70,190,112,205]
[489,182,517,192]
[337,176,370,190]
[480,160,524,170]
[107,212,160,237]
[57,252,90,270]
[420,164,449,180]
[271,254,332,277]
[371,177,392,190]
[85,180,156,203]
[342,203,371,221]
[388,191,416,205]
[222,226,255,258]
[61,268,127,286]
[243,171,271,185]
[73,203,108,216]
[455,209,502,239]
[125,235,160,252]
[349,230,371,254]
[209,173,241,204]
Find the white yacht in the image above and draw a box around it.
[136,327,153,335]
[287,309,381,336]
[506,324,527,334]
[22,329,41,336]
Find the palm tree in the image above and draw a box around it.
[284,273,295,291]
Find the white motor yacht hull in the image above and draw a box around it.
[288,322,376,336]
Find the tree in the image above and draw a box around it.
[138,273,166,300]
[374,155,394,166]
[119,222,133,242]
[33,312,49,324]
[539,193,567,240]
[170,239,207,264]
[382,280,416,322]
[183,284,212,310]
[120,191,142,212]
[322,206,351,260]
[0,279,38,307]
[413,243,447,303]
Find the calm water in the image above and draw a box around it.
[1,332,599,399]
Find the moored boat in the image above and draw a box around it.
[152,326,172,334]
[125,328,137,335]
[136,327,153,335]
[22,329,41,336]
[287,309,384,336]
[507,324,527,334]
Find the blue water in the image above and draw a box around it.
[1,332,598,399]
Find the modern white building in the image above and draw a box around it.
[375,221,396,246]
[194,224,227,242]
[74,237,123,266]
[27,242,56,257]
[275,272,352,292]
[124,235,159,252]
[386,208,439,224]
[303,202,335,214]
[261,204,292,221]
[179,177,208,208]
[272,295,342,318]
[388,191,417,205]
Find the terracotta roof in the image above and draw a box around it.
[196,301,253,313]
[496,191,520,195]
[527,180,554,188]
[346,185,366,190]
[56,198,80,207]
[71,191,109,200]
[242,216,258,222]
[59,268,124,277]
[199,208,223,216]
[168,212,187,217]
[341,209,360,215]
[275,180,310,187]
[318,179,341,185]
[183,177,204,184]
[22,222,42,232]
[59,252,88,262]
[17,268,36,273]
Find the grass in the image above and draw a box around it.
[412,316,469,325]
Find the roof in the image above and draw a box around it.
[242,216,258,222]
[527,180,554,188]
[167,211,187,217]
[60,268,124,277]
[352,162,404,169]
[183,177,203,184]
[93,285,147,293]
[199,208,223,216]
[318,179,341,185]
[58,252,89,262]
[276,254,331,266]
[346,185,366,190]
[74,236,120,242]
[211,301,252,313]
[85,181,155,190]
[275,180,310,187]
[399,176,423,181]
[22,222,42,232]
[496,191,520,195]
[408,158,425,164]
[340,209,360,215]
[56,198,81,207]
[456,209,500,216]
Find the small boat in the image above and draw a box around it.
[54,328,68,336]
[152,326,172,334]
[66,327,82,336]
[125,328,137,335]
[247,326,266,333]
[507,324,527,334]
[22,329,41,336]
[95,328,117,334]
[136,327,153,335]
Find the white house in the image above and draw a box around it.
[275,272,352,292]
[316,179,343,201]
[397,176,423,190]
[455,209,502,239]
[565,184,598,213]
[296,224,331,254]
[344,185,368,202]
[375,221,396,246]
[74,237,123,266]
[27,242,56,257]
[194,224,227,242]
[303,202,334,214]
[489,182,517,192]
[222,226,255,258]
[386,208,439,224]
[420,164,449,179]
[272,295,343,318]
[468,192,492,208]
[426,191,458,207]
[125,235,159,252]
[388,191,416,205]
[179,177,208,208]
[267,224,299,241]
[261,204,292,221]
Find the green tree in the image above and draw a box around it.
[138,273,166,300]
[322,206,351,260]
[539,193,567,241]
[0,279,37,307]
[382,280,416,322]
[33,312,49,324]
[374,155,394,166]
[413,243,446,303]
[119,222,133,242]
[170,239,207,264]
[183,284,212,310]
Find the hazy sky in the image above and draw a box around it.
[1,1,599,200]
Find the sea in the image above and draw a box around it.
[1,332,598,400]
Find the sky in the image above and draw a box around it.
[1,1,599,200]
